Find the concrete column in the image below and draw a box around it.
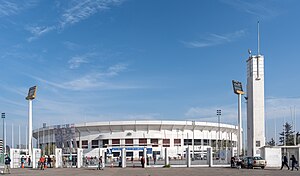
[77,148,83,168]
[143,147,147,167]
[165,147,169,165]
[207,147,213,167]
[28,100,33,158]
[121,148,126,168]
[55,148,62,168]
[186,146,191,167]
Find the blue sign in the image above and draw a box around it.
[111,147,152,151]
[107,149,112,154]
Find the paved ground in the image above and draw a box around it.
[2,167,299,176]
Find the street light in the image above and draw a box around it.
[217,110,221,160]
[232,80,244,158]
[1,112,5,163]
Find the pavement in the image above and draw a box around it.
[2,167,299,176]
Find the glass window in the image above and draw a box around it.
[125,139,133,146]
[163,139,170,147]
[82,140,88,149]
[256,141,260,147]
[112,139,120,145]
[174,139,181,146]
[194,139,201,145]
[151,139,158,147]
[139,138,147,146]
[102,139,109,148]
[184,139,192,145]
[92,140,99,148]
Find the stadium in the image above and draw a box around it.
[32,120,239,161]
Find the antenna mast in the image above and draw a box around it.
[257,21,260,55]
[256,21,261,80]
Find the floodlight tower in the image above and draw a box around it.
[232,80,244,157]
[246,21,265,156]
[26,86,37,158]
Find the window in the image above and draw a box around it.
[125,139,133,146]
[76,141,79,148]
[139,138,147,146]
[184,139,192,145]
[203,139,209,146]
[174,139,181,146]
[256,141,260,147]
[82,140,88,149]
[102,139,109,148]
[112,139,120,145]
[194,139,201,145]
[126,152,133,157]
[151,139,158,147]
[163,139,170,147]
[92,140,99,148]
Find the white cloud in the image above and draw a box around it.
[26,25,56,42]
[26,0,124,41]
[221,0,279,19]
[63,41,80,50]
[30,63,136,91]
[265,97,300,120]
[106,63,128,76]
[183,30,246,48]
[68,54,93,69]
[60,0,124,28]
[185,104,240,124]
[0,0,37,17]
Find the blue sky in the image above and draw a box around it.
[0,0,300,147]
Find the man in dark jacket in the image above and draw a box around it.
[4,154,11,174]
[290,155,299,171]
[280,155,290,170]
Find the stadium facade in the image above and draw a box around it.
[32,120,239,159]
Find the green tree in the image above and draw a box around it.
[279,122,294,145]
[267,138,275,146]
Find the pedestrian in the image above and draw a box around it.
[28,156,31,167]
[290,155,299,171]
[4,154,11,174]
[154,156,156,165]
[118,156,122,167]
[40,156,45,170]
[146,156,149,165]
[141,156,145,168]
[98,156,104,170]
[48,156,52,168]
[230,157,235,168]
[21,156,25,168]
[280,155,289,170]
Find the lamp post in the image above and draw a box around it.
[217,110,221,160]
[26,86,37,159]
[192,121,195,160]
[1,112,5,163]
[232,80,244,158]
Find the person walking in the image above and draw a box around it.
[28,156,31,167]
[4,154,11,174]
[48,156,52,168]
[290,155,299,171]
[97,156,104,170]
[21,156,25,168]
[40,156,45,170]
[280,155,290,170]
[141,156,145,168]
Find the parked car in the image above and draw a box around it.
[242,156,267,169]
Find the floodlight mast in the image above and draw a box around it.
[26,86,37,159]
[232,80,244,158]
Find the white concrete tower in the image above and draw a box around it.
[246,22,265,156]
